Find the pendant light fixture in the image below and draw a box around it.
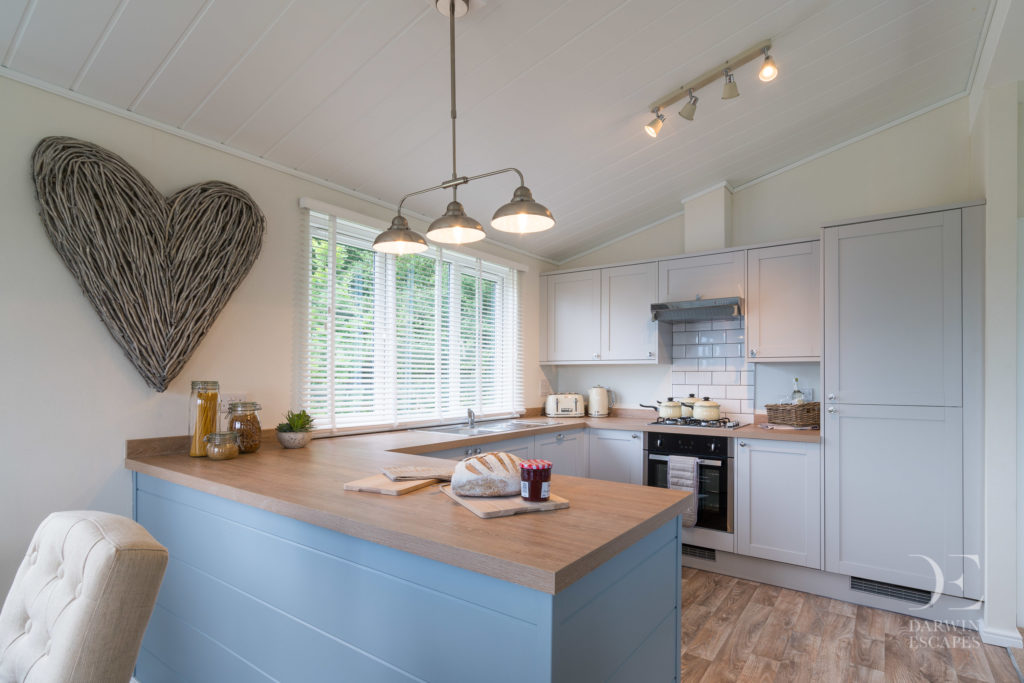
[758,47,778,82]
[721,70,739,99]
[373,0,554,253]
[644,109,666,138]
[678,90,698,121]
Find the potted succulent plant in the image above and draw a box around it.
[275,410,314,449]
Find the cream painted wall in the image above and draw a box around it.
[0,77,546,593]
[555,213,685,271]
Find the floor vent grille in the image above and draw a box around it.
[681,544,716,561]
[850,576,932,605]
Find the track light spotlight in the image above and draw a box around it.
[722,70,739,99]
[678,91,698,121]
[758,47,778,82]
[644,110,666,138]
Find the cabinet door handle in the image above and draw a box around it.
[738,441,746,447]
[464,448,473,456]
[749,348,757,358]
[826,407,836,414]
[474,447,483,454]
[592,353,601,359]
[556,433,564,440]
[827,393,836,401]
[647,351,654,358]
[631,433,639,439]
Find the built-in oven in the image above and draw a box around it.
[644,432,734,533]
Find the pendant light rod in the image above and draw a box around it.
[396,167,527,216]
[449,0,458,182]
[648,39,771,113]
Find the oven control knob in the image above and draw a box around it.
[655,437,662,448]
[709,442,716,452]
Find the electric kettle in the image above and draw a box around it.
[588,386,612,417]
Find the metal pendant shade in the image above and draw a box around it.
[372,0,553,254]
[426,200,486,244]
[491,185,555,234]
[372,215,428,254]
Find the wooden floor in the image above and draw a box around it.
[679,568,1024,682]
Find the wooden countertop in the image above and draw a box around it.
[126,430,688,595]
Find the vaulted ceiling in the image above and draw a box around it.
[1,0,992,262]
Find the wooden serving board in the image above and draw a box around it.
[381,465,455,482]
[440,484,569,518]
[344,474,437,496]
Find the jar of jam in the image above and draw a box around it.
[520,459,553,502]
[203,431,240,461]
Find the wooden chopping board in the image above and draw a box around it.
[440,484,569,518]
[382,464,455,482]
[344,474,437,496]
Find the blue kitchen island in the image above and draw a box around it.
[126,429,687,683]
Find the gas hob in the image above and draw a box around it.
[648,417,740,429]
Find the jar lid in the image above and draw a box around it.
[191,380,219,391]
[520,459,553,470]
[204,431,239,445]
[228,401,261,412]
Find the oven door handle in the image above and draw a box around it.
[647,454,669,462]
[696,459,722,467]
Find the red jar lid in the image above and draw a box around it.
[519,459,553,470]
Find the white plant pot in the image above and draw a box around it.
[276,431,312,449]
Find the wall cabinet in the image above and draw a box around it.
[541,262,668,364]
[745,241,820,362]
[535,429,587,477]
[587,429,643,484]
[735,439,821,569]
[658,251,745,302]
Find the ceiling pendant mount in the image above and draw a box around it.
[373,0,555,253]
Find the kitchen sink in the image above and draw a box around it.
[417,419,561,436]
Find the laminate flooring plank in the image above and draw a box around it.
[775,632,822,683]
[680,652,712,681]
[949,637,996,682]
[852,605,886,671]
[846,664,887,682]
[686,580,757,660]
[885,630,930,683]
[752,589,805,660]
[698,601,773,683]
[830,598,859,617]
[735,654,780,683]
[811,611,856,682]
[982,644,1021,683]
[750,583,781,608]
[793,593,831,634]
[680,603,713,654]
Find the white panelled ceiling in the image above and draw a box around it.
[1,0,992,262]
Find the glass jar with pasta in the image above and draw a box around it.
[188,380,219,457]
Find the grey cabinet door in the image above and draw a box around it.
[545,271,601,361]
[736,439,822,569]
[601,263,659,361]
[587,429,643,484]
[824,210,961,406]
[535,430,586,477]
[658,251,745,303]
[746,241,820,361]
[824,404,963,595]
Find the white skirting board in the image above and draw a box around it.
[976,620,1024,648]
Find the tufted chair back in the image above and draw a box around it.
[0,511,167,683]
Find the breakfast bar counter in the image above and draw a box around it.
[126,431,688,682]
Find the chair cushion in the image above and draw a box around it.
[0,511,167,683]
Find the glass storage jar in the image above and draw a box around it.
[227,401,262,453]
[188,380,220,457]
[203,431,240,461]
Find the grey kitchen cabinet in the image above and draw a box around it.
[425,435,535,461]
[735,438,821,569]
[535,429,587,477]
[824,404,964,595]
[542,270,601,362]
[824,209,961,407]
[658,250,745,303]
[541,263,669,365]
[745,241,820,362]
[587,429,643,484]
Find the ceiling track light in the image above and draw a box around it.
[644,109,666,138]
[643,38,776,137]
[678,90,698,121]
[721,70,739,99]
[373,0,554,254]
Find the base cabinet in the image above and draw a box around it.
[587,429,643,484]
[535,429,586,477]
[736,439,821,569]
[426,435,534,461]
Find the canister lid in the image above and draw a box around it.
[204,431,239,445]
[191,380,219,391]
[228,401,261,412]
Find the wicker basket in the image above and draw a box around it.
[764,401,820,427]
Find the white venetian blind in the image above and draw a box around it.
[300,206,523,433]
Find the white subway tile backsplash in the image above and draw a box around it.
[685,372,712,384]
[741,400,755,413]
[717,399,742,414]
[713,343,742,358]
[699,385,727,399]
[685,321,713,331]
[673,331,698,345]
[712,371,741,385]
[724,356,749,371]
[672,357,698,371]
[686,345,714,358]
[698,357,726,371]
[727,385,753,400]
[725,329,745,344]
[712,319,742,330]
[734,412,754,425]
[670,382,698,397]
[697,330,727,344]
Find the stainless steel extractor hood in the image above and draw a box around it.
[650,297,742,322]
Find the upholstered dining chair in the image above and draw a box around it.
[0,511,168,683]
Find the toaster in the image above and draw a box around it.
[545,393,586,417]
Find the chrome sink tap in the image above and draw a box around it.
[467,408,476,427]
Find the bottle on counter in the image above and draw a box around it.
[790,377,806,404]
[189,380,220,457]
[228,401,262,453]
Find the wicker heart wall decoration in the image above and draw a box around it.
[32,136,266,392]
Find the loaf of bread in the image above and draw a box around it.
[451,452,522,497]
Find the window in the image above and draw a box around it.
[300,206,523,432]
